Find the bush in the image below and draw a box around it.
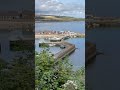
[35,49,72,90]
[35,49,85,90]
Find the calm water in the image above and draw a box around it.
[35,21,85,33]
[35,21,85,70]
[86,27,120,90]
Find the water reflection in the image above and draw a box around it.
[0,23,35,89]
[86,27,120,90]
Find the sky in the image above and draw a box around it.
[35,0,85,18]
[0,0,120,18]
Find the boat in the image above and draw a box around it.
[64,36,70,40]
[60,45,66,49]
[49,44,56,47]
[50,37,62,42]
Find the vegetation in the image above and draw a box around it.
[35,15,85,22]
[10,40,34,51]
[0,59,7,70]
[35,49,85,90]
[0,49,85,90]
[0,52,34,90]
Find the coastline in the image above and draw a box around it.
[35,20,85,23]
[0,21,34,29]
[0,21,34,23]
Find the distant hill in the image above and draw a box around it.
[35,15,85,22]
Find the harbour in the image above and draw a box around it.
[35,31,85,39]
[39,41,76,60]
[35,21,85,70]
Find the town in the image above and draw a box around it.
[35,30,85,39]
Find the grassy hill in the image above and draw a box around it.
[35,15,85,22]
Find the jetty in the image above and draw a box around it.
[54,42,75,60]
[39,41,76,60]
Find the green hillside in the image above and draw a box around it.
[35,15,85,22]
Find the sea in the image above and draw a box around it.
[35,21,85,70]
[86,27,120,90]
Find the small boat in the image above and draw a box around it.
[64,36,70,40]
[50,37,62,42]
[60,45,66,49]
[49,44,56,47]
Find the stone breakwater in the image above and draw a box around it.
[39,41,76,60]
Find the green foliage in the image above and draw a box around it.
[0,53,34,90]
[0,49,85,90]
[10,40,34,51]
[0,59,7,70]
[39,43,49,48]
[35,49,72,90]
[37,15,85,22]
[35,49,85,90]
[69,67,85,90]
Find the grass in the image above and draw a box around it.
[35,15,85,22]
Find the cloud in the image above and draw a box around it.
[35,0,85,18]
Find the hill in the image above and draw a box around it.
[35,15,85,22]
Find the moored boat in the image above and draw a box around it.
[60,45,66,49]
[49,44,56,47]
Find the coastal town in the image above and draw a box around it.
[35,30,85,39]
[35,30,85,60]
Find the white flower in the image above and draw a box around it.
[63,80,78,90]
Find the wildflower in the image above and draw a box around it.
[63,80,78,90]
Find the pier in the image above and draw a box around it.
[39,41,76,60]
[54,42,75,60]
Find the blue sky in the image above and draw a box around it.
[59,0,84,5]
[35,0,85,18]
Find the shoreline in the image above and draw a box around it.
[35,33,85,39]
[35,20,85,23]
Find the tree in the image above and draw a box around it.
[0,53,35,90]
[35,49,72,90]
[68,67,85,90]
